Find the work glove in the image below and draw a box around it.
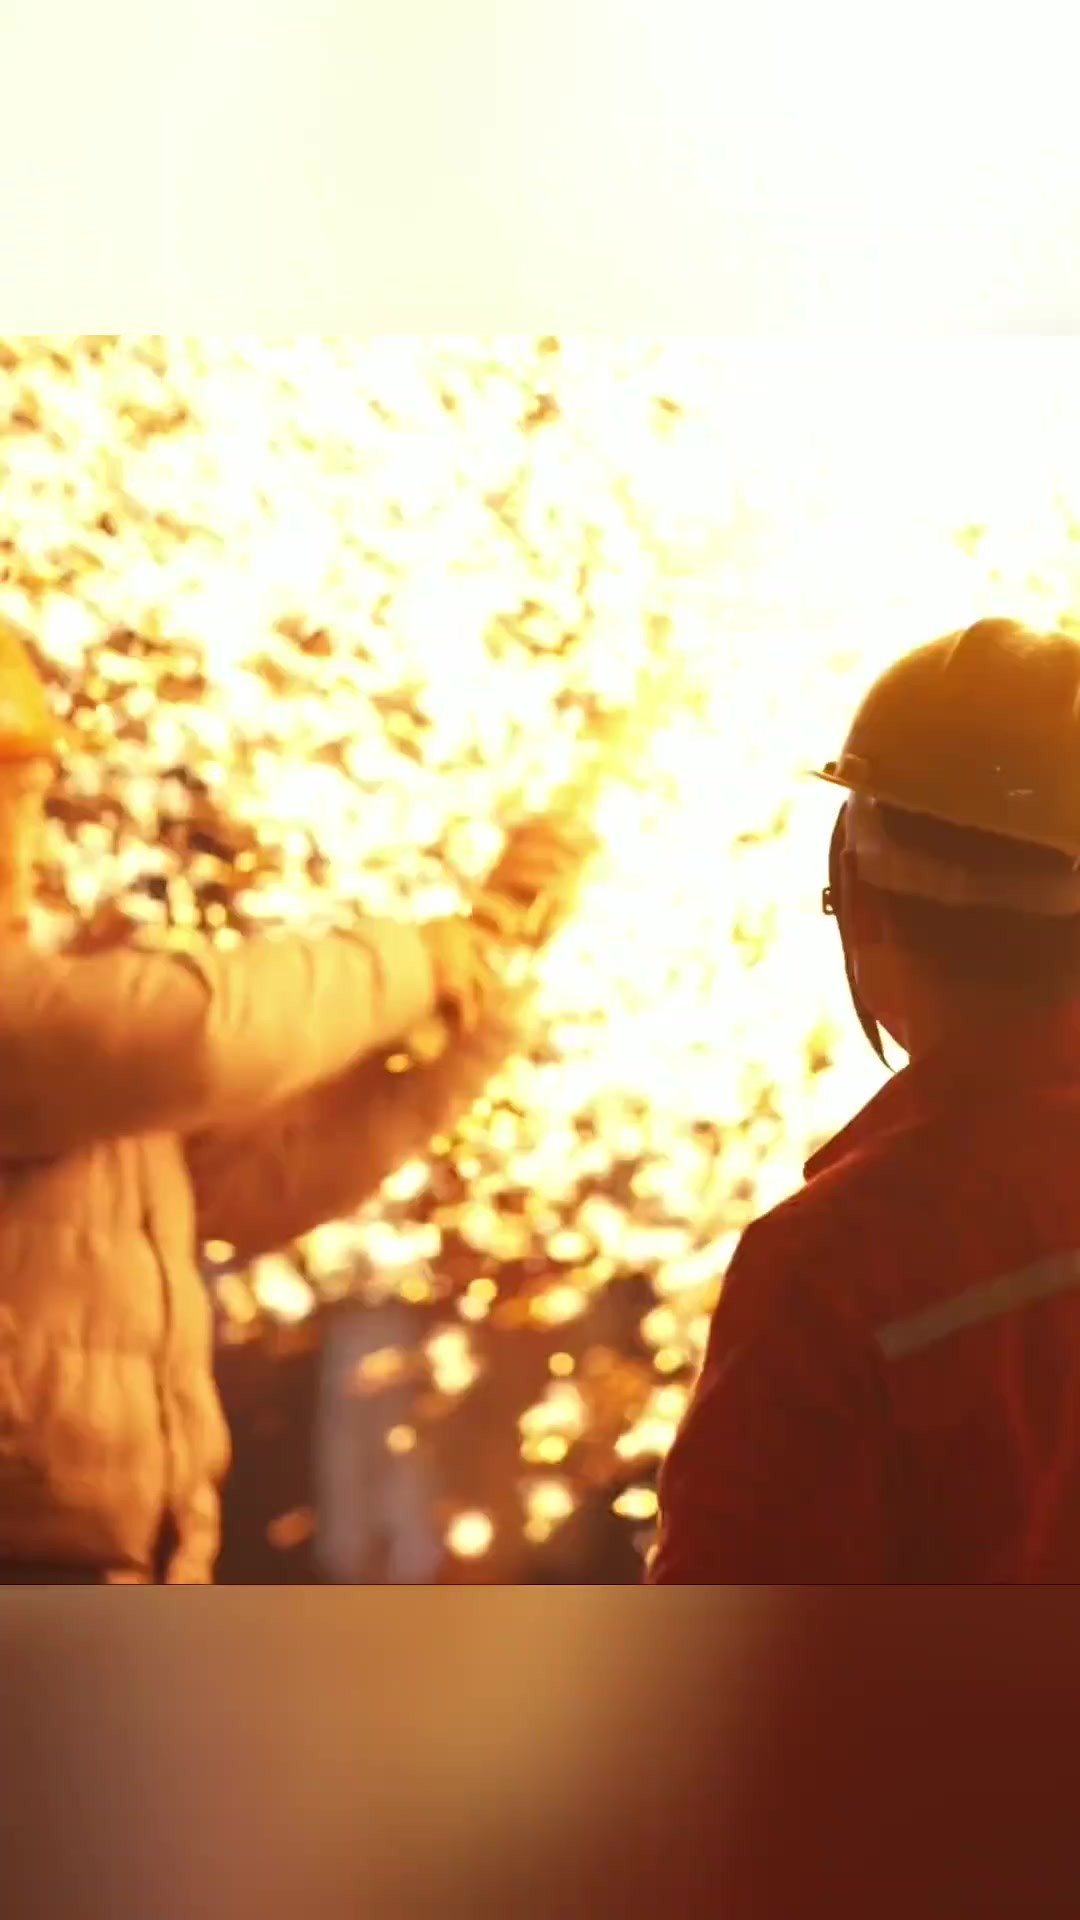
[472,811,600,947]
[420,915,500,1034]
[65,901,141,955]
[406,812,597,1062]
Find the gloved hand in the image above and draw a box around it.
[65,901,141,955]
[420,915,500,1033]
[474,810,600,946]
[404,811,600,1064]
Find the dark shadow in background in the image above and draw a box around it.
[215,1287,657,1587]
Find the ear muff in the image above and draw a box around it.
[828,801,894,1071]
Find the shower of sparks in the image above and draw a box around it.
[446,1511,495,1560]
[8,335,1080,1573]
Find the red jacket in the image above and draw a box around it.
[651,1004,1080,1583]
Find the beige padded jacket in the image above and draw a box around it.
[0,922,522,1581]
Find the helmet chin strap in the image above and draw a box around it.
[829,802,894,1072]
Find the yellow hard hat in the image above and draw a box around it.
[813,618,1080,859]
[0,616,73,763]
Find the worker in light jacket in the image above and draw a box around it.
[0,616,578,1583]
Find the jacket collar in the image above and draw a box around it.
[804,1002,1080,1183]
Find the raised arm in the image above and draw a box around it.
[184,991,527,1262]
[183,805,599,1253]
[0,919,436,1160]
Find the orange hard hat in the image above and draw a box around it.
[813,618,1080,859]
[813,617,1080,1071]
[0,616,73,763]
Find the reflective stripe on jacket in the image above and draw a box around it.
[0,924,521,1581]
[651,1004,1080,1583]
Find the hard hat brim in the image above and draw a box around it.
[805,762,1080,861]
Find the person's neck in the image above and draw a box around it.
[897,986,1053,1065]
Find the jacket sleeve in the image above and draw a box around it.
[649,1220,899,1584]
[0,920,436,1161]
[184,990,527,1262]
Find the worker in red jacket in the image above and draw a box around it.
[652,616,1080,1582]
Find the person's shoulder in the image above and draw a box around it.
[734,1123,930,1325]
[743,1144,874,1245]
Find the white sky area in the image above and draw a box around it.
[1,0,1077,327]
